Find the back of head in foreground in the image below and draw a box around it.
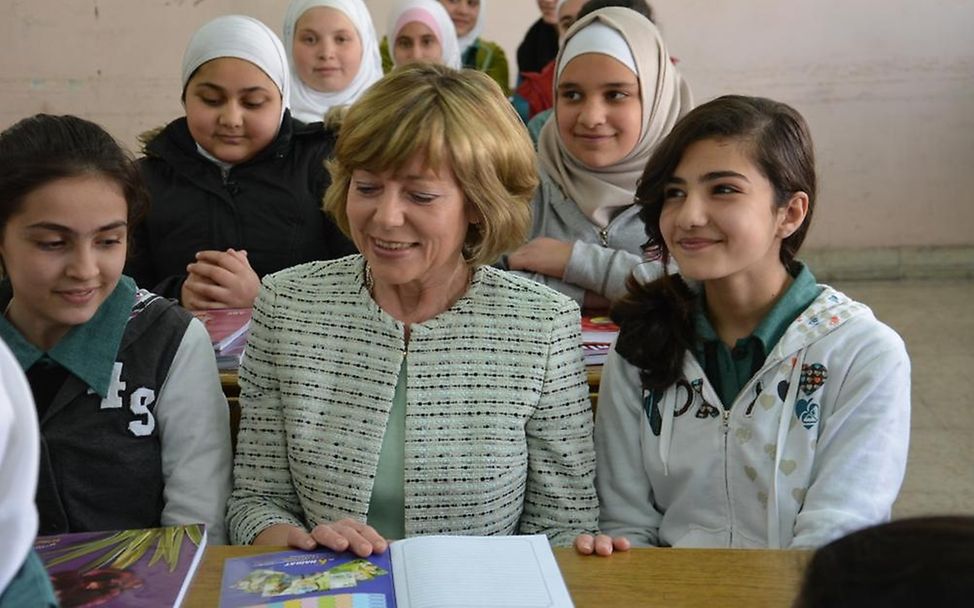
[794,516,974,608]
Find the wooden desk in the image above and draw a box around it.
[183,545,810,607]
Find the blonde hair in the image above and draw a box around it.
[324,63,538,266]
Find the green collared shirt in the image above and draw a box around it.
[692,264,821,408]
[0,277,136,398]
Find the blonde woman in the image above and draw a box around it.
[227,63,598,555]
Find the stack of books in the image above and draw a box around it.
[191,308,253,370]
[581,314,620,366]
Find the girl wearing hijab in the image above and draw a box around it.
[438,0,510,94]
[505,7,692,309]
[379,0,462,71]
[128,15,354,310]
[283,0,384,123]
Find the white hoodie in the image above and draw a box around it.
[595,285,911,548]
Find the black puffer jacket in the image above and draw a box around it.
[127,112,355,299]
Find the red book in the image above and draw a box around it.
[191,308,252,353]
[581,314,620,346]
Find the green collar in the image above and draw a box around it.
[692,263,821,406]
[0,276,136,397]
[694,263,819,354]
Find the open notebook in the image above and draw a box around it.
[219,534,573,608]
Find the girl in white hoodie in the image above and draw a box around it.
[576,95,911,554]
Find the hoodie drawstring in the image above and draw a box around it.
[659,384,684,477]
[768,352,805,548]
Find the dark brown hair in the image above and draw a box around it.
[613,95,816,391]
[794,516,974,608]
[0,114,149,244]
[578,0,655,23]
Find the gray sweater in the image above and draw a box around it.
[511,170,658,304]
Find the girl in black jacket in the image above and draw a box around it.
[128,15,354,309]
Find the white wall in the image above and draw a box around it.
[2,0,972,249]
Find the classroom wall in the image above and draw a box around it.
[2,0,972,252]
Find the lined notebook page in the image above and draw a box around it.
[391,535,573,608]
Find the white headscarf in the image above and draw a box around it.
[388,0,462,69]
[452,0,486,57]
[283,0,383,123]
[537,7,693,227]
[0,340,40,592]
[181,15,291,122]
[558,22,636,79]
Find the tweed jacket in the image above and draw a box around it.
[227,255,599,546]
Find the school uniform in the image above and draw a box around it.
[507,169,650,305]
[595,266,911,548]
[0,277,232,543]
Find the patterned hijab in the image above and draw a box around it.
[283,0,383,123]
[537,7,693,227]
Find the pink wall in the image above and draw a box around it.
[2,0,972,249]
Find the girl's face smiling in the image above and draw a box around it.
[556,53,642,168]
[393,22,443,66]
[439,0,480,38]
[0,174,128,350]
[292,6,364,93]
[184,57,283,165]
[659,137,807,287]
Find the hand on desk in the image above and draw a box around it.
[182,248,260,309]
[574,533,631,556]
[254,519,388,558]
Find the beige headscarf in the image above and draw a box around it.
[537,7,692,227]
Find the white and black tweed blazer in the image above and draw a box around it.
[227,254,598,546]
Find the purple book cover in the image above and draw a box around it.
[219,549,396,608]
[34,523,207,608]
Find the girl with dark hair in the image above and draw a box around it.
[575,95,911,555]
[0,114,232,544]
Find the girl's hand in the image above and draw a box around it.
[182,248,260,309]
[507,237,573,279]
[574,533,631,556]
[308,518,389,557]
